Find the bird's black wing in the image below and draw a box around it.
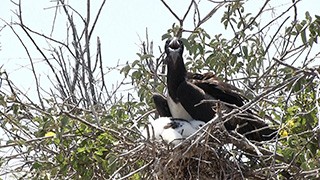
[225,113,278,141]
[176,81,214,122]
[189,78,278,141]
[191,79,245,107]
[152,93,172,117]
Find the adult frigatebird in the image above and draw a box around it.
[153,37,277,141]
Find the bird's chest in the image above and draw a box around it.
[167,96,193,120]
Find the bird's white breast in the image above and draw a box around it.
[167,96,193,121]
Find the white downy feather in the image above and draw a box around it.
[142,117,205,145]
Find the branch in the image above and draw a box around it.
[160,0,181,22]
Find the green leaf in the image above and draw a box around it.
[95,147,108,156]
[301,162,308,170]
[54,137,60,144]
[288,135,298,148]
[140,54,154,60]
[283,148,295,162]
[230,55,237,66]
[162,33,172,40]
[95,150,103,156]
[301,29,307,45]
[242,46,248,58]
[197,44,204,55]
[13,104,19,115]
[56,153,64,162]
[305,11,311,22]
[315,15,320,24]
[0,95,6,106]
[60,116,69,127]
[295,23,302,31]
[61,163,67,176]
[237,21,242,29]
[132,60,140,67]
[77,147,86,153]
[223,20,228,29]
[181,38,191,50]
[32,162,42,169]
[120,62,131,77]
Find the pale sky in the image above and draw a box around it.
[0,0,319,101]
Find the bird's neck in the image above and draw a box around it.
[167,54,186,102]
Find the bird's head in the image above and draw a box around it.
[165,37,184,54]
[164,37,184,64]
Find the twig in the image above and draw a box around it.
[118,160,154,180]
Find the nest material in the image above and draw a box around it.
[147,127,259,179]
[116,116,288,180]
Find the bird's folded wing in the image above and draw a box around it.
[177,81,214,122]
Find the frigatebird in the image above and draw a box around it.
[153,37,277,141]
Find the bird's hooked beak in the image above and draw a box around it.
[164,37,183,65]
[168,37,181,51]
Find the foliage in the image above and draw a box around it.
[1,0,320,179]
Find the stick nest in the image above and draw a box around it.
[113,116,295,180]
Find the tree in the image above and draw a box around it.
[0,0,319,179]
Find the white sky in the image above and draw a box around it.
[0,0,319,101]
